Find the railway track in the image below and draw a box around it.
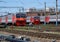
[0,29,60,40]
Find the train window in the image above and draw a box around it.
[34,16,40,19]
[16,14,20,18]
[20,14,26,18]
[16,13,26,18]
[50,14,56,15]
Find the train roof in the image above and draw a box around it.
[16,12,26,14]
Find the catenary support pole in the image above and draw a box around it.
[56,0,58,26]
[44,2,46,25]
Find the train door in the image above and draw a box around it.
[45,16,50,23]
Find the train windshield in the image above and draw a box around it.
[34,16,40,19]
[16,13,26,18]
[16,14,20,18]
[20,14,26,18]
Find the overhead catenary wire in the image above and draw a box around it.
[36,0,43,5]
[0,0,7,3]
[0,6,24,8]
[19,0,24,5]
[0,0,5,2]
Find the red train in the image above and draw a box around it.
[30,16,40,25]
[33,16,40,25]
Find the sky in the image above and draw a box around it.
[0,0,60,15]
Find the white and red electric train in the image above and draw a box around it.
[0,12,60,27]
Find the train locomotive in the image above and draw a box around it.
[33,16,40,25]
[16,13,26,26]
[0,12,60,27]
[26,16,40,25]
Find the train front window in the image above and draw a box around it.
[34,16,40,19]
[21,14,26,18]
[16,13,26,18]
[16,14,20,18]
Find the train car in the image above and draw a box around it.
[26,14,60,24]
[40,14,60,24]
